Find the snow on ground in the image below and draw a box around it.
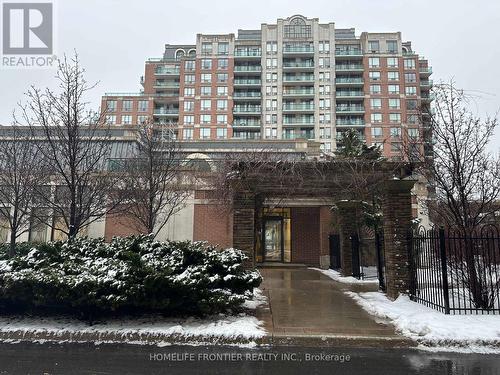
[0,288,267,347]
[312,268,379,284]
[242,287,268,310]
[347,291,500,353]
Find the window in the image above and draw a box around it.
[284,17,312,39]
[216,99,227,110]
[266,58,278,68]
[265,114,277,124]
[184,60,195,71]
[319,57,330,68]
[371,113,382,123]
[319,113,331,124]
[217,42,229,55]
[371,127,383,137]
[201,73,211,83]
[264,128,277,139]
[183,115,194,125]
[216,128,227,139]
[107,100,117,111]
[388,71,399,81]
[408,128,420,139]
[217,86,228,96]
[319,85,331,95]
[407,114,419,124]
[217,73,228,82]
[368,40,380,53]
[184,87,195,97]
[319,71,330,81]
[216,114,227,124]
[387,40,398,53]
[370,84,381,94]
[200,114,211,124]
[319,127,332,139]
[200,86,212,96]
[369,71,381,81]
[368,57,380,68]
[200,128,211,139]
[137,115,148,124]
[201,59,212,70]
[184,101,194,111]
[201,42,213,55]
[183,128,193,140]
[201,99,211,111]
[390,127,401,138]
[405,73,417,83]
[404,59,416,70]
[389,113,401,123]
[122,100,132,112]
[217,58,228,70]
[406,99,418,110]
[389,98,401,109]
[370,98,382,109]
[121,115,132,125]
[388,85,400,94]
[105,115,116,125]
[184,74,195,84]
[138,100,148,112]
[265,72,278,82]
[319,98,331,109]
[387,57,398,68]
[319,41,330,53]
[405,86,417,96]
[266,42,278,53]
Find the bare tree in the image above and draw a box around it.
[116,121,189,237]
[18,53,120,240]
[0,126,48,256]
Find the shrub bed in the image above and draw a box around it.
[0,236,261,319]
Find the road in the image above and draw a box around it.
[0,342,499,375]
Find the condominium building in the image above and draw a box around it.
[101,14,433,156]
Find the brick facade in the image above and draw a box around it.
[193,204,232,248]
[290,207,320,265]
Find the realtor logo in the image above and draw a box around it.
[2,2,53,55]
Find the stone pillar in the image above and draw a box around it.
[319,206,333,269]
[335,201,362,277]
[381,180,417,300]
[232,191,256,267]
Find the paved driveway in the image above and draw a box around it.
[258,268,406,346]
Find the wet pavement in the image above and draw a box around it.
[0,342,499,375]
[258,267,405,345]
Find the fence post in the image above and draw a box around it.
[351,233,361,279]
[375,232,385,291]
[439,228,450,314]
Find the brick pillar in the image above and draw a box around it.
[336,201,362,277]
[232,191,255,267]
[319,206,333,269]
[381,180,417,300]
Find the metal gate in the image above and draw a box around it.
[329,234,341,269]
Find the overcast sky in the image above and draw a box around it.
[1,0,499,150]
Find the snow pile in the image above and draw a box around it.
[312,268,379,284]
[347,291,500,352]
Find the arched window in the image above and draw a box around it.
[284,16,311,39]
[175,49,185,60]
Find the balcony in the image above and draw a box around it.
[153,82,180,89]
[283,61,315,69]
[153,108,179,116]
[336,118,365,126]
[283,75,315,83]
[233,120,261,128]
[233,106,261,116]
[335,77,364,86]
[234,79,261,86]
[283,116,315,125]
[234,50,261,58]
[283,131,315,140]
[282,103,314,112]
[335,64,364,71]
[419,67,433,75]
[283,88,315,97]
[283,46,314,55]
[155,68,180,76]
[336,105,365,114]
[234,65,262,73]
[233,91,261,100]
[335,49,362,57]
[420,80,433,87]
[336,91,365,99]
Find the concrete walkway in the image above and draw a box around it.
[257,267,412,347]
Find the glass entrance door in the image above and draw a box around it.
[264,217,283,262]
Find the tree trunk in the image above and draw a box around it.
[8,229,16,258]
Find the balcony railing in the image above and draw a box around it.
[153,82,180,88]
[420,80,433,87]
[283,117,315,125]
[336,119,365,126]
[336,105,365,112]
[283,89,315,96]
[283,103,315,111]
[155,68,180,75]
[153,109,179,115]
[233,120,262,127]
[419,67,433,74]
[234,65,262,72]
[283,46,314,53]
[234,50,261,57]
[283,62,315,68]
[233,92,262,98]
[335,64,364,71]
[234,79,261,85]
[233,106,261,113]
[335,78,364,84]
[336,91,364,97]
[283,131,315,140]
[283,75,314,82]
[335,50,362,56]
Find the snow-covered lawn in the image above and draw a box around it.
[0,288,268,347]
[347,291,500,353]
[312,267,379,284]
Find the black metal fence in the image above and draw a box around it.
[409,226,500,314]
